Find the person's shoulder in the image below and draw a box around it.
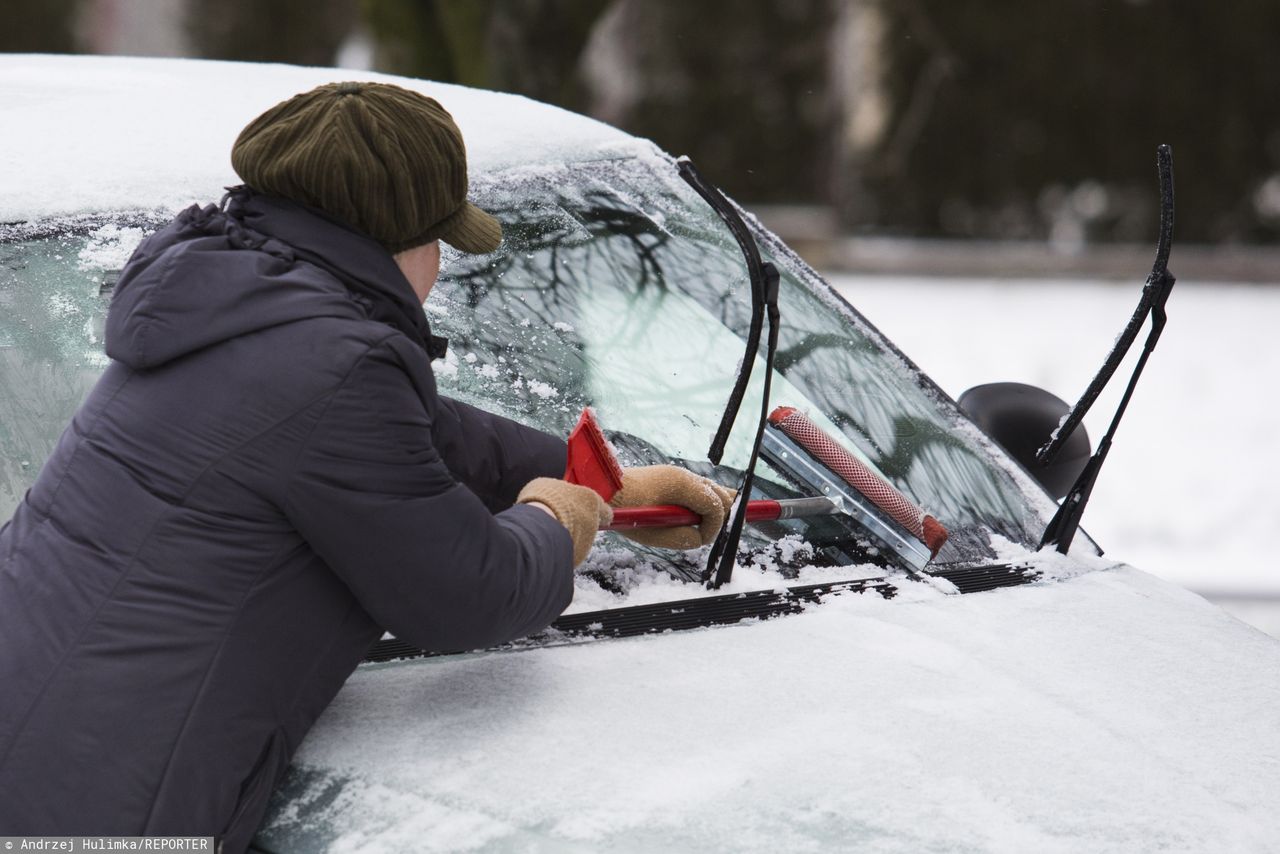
[263,315,435,389]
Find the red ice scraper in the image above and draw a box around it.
[563,409,836,530]
[563,408,947,563]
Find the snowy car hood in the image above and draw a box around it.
[259,556,1280,853]
[0,54,643,221]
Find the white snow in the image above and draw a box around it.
[524,379,558,400]
[275,560,1280,852]
[567,540,883,614]
[832,275,1280,596]
[432,349,459,380]
[0,54,644,221]
[77,223,147,270]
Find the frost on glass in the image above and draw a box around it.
[433,158,1047,564]
[0,227,123,521]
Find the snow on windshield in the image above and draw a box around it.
[76,223,149,272]
[567,536,886,614]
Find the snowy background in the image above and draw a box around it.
[831,274,1280,636]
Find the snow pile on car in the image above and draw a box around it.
[0,54,643,221]
[261,553,1280,853]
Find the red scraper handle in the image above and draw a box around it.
[603,497,837,531]
[607,502,768,530]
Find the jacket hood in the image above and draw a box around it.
[104,190,434,370]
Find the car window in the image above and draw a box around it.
[0,158,1052,570]
[0,221,157,518]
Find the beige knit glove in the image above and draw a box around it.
[516,478,613,566]
[610,465,736,550]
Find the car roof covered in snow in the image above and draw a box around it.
[0,54,644,222]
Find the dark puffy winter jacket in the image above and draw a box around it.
[0,192,571,849]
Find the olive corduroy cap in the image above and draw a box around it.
[230,81,501,255]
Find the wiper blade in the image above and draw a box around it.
[677,157,781,589]
[1038,144,1177,554]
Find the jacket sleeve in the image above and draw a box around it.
[432,395,568,513]
[282,340,575,652]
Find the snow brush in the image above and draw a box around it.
[760,407,948,580]
[766,407,947,558]
[563,409,841,530]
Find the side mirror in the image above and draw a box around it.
[957,382,1091,501]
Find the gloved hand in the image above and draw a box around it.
[610,465,736,550]
[517,477,613,566]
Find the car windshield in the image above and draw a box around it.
[432,155,1053,567]
[0,154,1054,581]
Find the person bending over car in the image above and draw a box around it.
[0,82,732,850]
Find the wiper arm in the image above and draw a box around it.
[1038,144,1177,554]
[677,157,781,589]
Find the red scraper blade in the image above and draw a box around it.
[564,408,626,502]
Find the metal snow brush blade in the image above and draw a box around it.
[563,407,843,528]
[761,407,948,577]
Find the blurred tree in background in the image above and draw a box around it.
[857,0,1280,244]
[187,0,358,66]
[363,0,608,110]
[581,0,837,206]
[359,0,834,205]
[11,0,1280,244]
[1,0,81,53]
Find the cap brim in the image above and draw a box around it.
[439,200,503,254]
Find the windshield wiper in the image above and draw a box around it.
[1037,144,1177,554]
[677,157,781,589]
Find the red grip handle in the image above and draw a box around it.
[768,406,948,557]
[604,500,783,531]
